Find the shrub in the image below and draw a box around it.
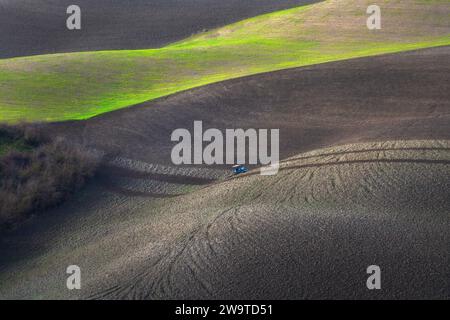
[0,124,101,230]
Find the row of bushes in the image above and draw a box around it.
[0,124,101,230]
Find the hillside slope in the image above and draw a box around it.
[0,0,449,122]
[0,0,316,58]
[0,47,449,299]
[1,140,448,299]
[46,46,450,165]
[88,140,450,299]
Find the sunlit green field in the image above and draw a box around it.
[0,0,449,122]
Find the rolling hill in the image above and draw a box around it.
[0,0,315,58]
[0,46,449,299]
[1,139,448,299]
[45,46,450,165]
[0,0,449,122]
[0,0,449,300]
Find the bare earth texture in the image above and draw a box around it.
[0,47,449,299]
[0,0,318,58]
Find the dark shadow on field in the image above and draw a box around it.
[99,165,215,185]
[100,185,182,198]
[0,180,106,269]
[95,165,215,198]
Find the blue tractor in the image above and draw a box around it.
[232,165,249,175]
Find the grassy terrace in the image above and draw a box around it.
[0,0,449,122]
